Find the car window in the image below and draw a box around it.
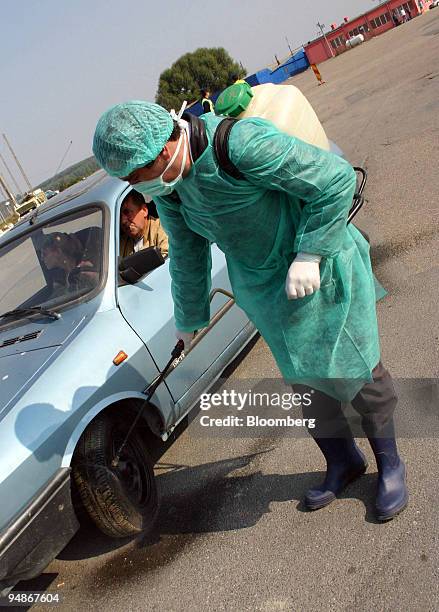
[0,207,104,318]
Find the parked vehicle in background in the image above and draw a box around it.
[0,170,256,594]
[44,189,60,199]
[429,0,439,8]
[15,188,47,217]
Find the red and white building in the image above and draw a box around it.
[304,0,433,65]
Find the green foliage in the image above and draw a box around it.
[38,156,100,193]
[156,47,245,110]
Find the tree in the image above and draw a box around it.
[156,47,245,110]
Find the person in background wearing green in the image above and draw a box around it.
[92,100,408,522]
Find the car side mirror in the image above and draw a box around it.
[119,246,165,284]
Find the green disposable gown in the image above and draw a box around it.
[155,114,380,402]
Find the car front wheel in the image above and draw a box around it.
[72,413,159,538]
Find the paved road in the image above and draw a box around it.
[15,11,439,612]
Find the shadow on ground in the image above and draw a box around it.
[13,446,382,597]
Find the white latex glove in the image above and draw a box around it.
[285,252,322,300]
[175,329,195,349]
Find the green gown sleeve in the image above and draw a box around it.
[228,117,357,258]
[154,195,212,332]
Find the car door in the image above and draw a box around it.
[116,191,250,407]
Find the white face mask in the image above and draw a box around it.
[133,131,187,197]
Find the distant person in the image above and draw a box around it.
[200,89,214,114]
[400,6,408,21]
[231,74,246,84]
[119,190,168,258]
[392,10,400,25]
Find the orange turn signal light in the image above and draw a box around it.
[113,351,128,366]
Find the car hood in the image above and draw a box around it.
[0,311,86,357]
[0,347,62,415]
[0,313,88,415]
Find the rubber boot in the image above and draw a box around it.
[305,438,368,510]
[367,436,408,521]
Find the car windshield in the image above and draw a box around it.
[0,207,104,318]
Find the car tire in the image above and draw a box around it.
[72,413,159,538]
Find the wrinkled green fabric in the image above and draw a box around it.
[93,101,173,177]
[374,275,387,301]
[155,114,381,402]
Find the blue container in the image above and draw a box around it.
[245,49,309,87]
[268,49,310,83]
[244,74,259,87]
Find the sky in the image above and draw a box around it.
[0,0,374,190]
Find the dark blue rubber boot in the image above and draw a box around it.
[305,438,368,510]
[368,437,408,521]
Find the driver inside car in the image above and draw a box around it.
[119,190,169,258]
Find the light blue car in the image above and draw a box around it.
[0,171,256,592]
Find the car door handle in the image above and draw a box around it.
[186,288,235,352]
[143,288,237,393]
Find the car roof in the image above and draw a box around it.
[1,171,129,244]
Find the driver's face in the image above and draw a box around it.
[120,199,148,239]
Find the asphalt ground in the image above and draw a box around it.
[10,10,439,612]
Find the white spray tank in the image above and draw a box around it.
[346,34,365,48]
[214,82,330,151]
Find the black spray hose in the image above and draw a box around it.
[111,339,185,467]
[348,167,367,224]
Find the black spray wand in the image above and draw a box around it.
[111,339,185,467]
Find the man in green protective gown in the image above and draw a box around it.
[93,100,408,521]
